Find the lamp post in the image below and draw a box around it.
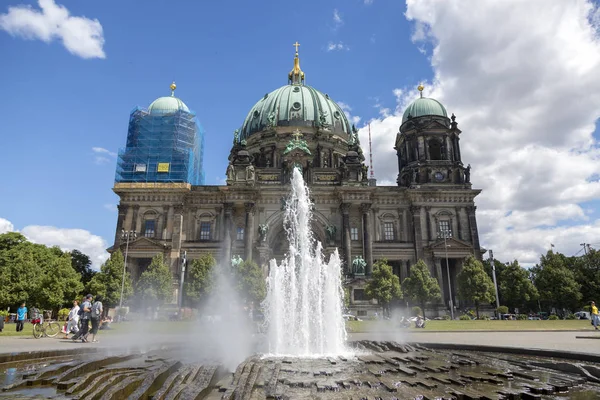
[178,251,187,309]
[120,230,136,309]
[438,228,454,320]
[489,249,500,310]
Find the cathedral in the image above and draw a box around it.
[110,46,483,317]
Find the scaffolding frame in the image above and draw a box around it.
[116,107,205,185]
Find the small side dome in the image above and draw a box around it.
[402,85,447,123]
[148,82,190,115]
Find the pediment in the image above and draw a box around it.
[124,237,170,251]
[420,120,450,131]
[429,237,473,251]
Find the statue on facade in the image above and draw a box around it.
[226,164,235,181]
[464,164,471,183]
[412,168,419,183]
[267,111,276,128]
[362,164,369,182]
[258,224,269,242]
[231,255,243,269]
[233,129,240,145]
[280,196,287,211]
[325,225,337,242]
[319,111,330,129]
[352,256,366,275]
[246,164,255,181]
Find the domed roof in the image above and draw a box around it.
[402,86,447,123]
[147,82,190,115]
[240,85,352,139]
[239,45,352,140]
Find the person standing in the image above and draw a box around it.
[592,301,599,331]
[16,303,27,332]
[73,294,92,342]
[89,296,103,343]
[64,300,80,339]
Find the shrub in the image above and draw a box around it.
[516,314,527,320]
[459,314,471,320]
[58,308,70,321]
[442,314,451,320]
[566,313,576,320]
[411,306,423,317]
[548,314,559,320]
[497,306,509,315]
[583,305,591,312]
[466,309,476,319]
[479,315,490,320]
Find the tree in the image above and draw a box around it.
[88,250,133,309]
[531,250,582,313]
[457,255,495,319]
[402,259,441,318]
[365,259,402,317]
[71,250,97,289]
[136,253,173,307]
[498,260,538,312]
[0,234,44,309]
[572,248,600,305]
[185,253,216,308]
[37,252,83,310]
[233,259,266,306]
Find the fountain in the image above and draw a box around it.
[263,168,347,357]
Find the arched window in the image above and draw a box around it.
[429,139,442,160]
[143,210,158,238]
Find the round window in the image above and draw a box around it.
[334,111,341,119]
[292,102,302,110]
[293,87,300,92]
[253,110,260,118]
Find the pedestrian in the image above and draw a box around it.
[16,303,27,332]
[89,296,103,343]
[73,294,92,342]
[64,300,80,339]
[591,301,599,331]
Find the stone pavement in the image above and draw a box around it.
[1,330,599,356]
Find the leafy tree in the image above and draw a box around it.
[37,252,83,310]
[531,250,581,313]
[233,259,266,307]
[402,259,441,318]
[0,234,43,309]
[365,259,402,317]
[482,258,507,304]
[572,248,600,305]
[498,260,538,312]
[184,253,216,308]
[457,255,495,319]
[71,250,97,288]
[88,250,133,309]
[0,232,28,251]
[136,253,173,307]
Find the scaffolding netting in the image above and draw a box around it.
[115,107,205,185]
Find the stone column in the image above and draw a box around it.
[434,258,447,303]
[157,210,165,240]
[166,206,174,240]
[222,203,234,265]
[373,208,380,241]
[411,206,424,260]
[244,202,256,261]
[172,207,184,251]
[360,203,373,275]
[466,206,482,259]
[132,205,141,234]
[114,204,128,246]
[396,150,402,173]
[425,206,432,242]
[214,206,223,240]
[341,203,352,272]
[454,207,462,241]
[401,260,409,282]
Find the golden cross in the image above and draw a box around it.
[292,129,303,140]
[293,41,300,53]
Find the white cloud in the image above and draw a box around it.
[337,101,361,125]
[103,203,117,212]
[22,225,109,270]
[0,0,105,59]
[326,41,350,52]
[361,0,600,264]
[333,9,343,29]
[0,217,15,234]
[92,147,117,165]
[0,217,109,269]
[365,0,374,5]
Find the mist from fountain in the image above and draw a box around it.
[263,168,348,356]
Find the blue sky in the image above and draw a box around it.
[1,0,600,267]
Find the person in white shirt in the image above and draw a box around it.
[64,300,80,339]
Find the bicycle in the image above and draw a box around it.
[31,317,60,339]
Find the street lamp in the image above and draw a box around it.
[120,229,136,309]
[489,249,500,310]
[438,228,454,320]
[178,251,187,309]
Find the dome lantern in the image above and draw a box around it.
[402,85,447,124]
[148,82,190,115]
[288,41,305,85]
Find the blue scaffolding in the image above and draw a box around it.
[115,107,205,185]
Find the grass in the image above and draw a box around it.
[1,319,595,338]
[346,319,595,333]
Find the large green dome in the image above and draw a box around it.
[402,97,447,123]
[240,84,352,140]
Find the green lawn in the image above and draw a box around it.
[0,322,35,337]
[346,319,594,332]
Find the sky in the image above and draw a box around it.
[0,0,599,269]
